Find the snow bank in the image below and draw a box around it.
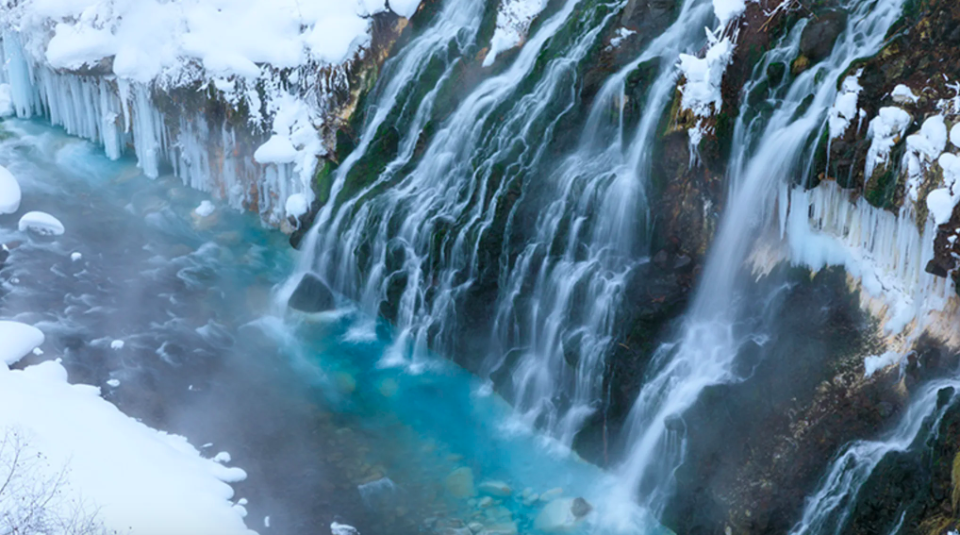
[0,321,44,366]
[0,360,255,534]
[18,211,65,236]
[0,164,21,214]
[484,0,548,67]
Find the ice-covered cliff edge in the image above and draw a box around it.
[0,0,419,226]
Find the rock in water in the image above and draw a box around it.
[445,467,476,498]
[288,273,335,312]
[534,497,592,533]
[478,480,512,497]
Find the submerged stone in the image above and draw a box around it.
[534,497,592,533]
[288,273,335,312]
[478,480,512,497]
[445,467,476,498]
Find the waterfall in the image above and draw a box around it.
[487,0,714,446]
[789,380,960,535]
[611,0,908,519]
[294,0,648,444]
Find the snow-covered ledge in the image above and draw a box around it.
[0,0,420,226]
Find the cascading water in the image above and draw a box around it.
[611,0,908,518]
[294,0,647,445]
[789,378,960,535]
[486,0,714,447]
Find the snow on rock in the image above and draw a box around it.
[0,321,44,366]
[106,378,121,387]
[110,339,125,350]
[285,193,310,219]
[484,0,548,67]
[196,201,216,218]
[677,28,734,148]
[254,135,298,165]
[18,211,65,236]
[828,71,863,139]
[331,522,360,535]
[928,152,960,225]
[864,351,900,378]
[864,106,912,180]
[70,251,82,261]
[0,165,21,214]
[891,84,919,105]
[0,360,255,534]
[905,115,948,202]
[951,123,960,149]
[713,0,748,28]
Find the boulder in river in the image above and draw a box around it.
[800,11,848,63]
[534,497,593,533]
[288,273,335,312]
[478,480,512,497]
[445,467,476,498]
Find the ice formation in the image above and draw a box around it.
[0,0,422,225]
[677,28,735,148]
[0,164,21,214]
[779,181,956,338]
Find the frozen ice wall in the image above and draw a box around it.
[0,0,421,225]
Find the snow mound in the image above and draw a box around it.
[0,321,44,366]
[254,135,298,165]
[285,193,309,218]
[0,360,255,534]
[196,201,216,218]
[891,84,918,104]
[18,211,65,236]
[0,165,22,214]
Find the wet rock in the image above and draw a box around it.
[534,498,590,532]
[288,273,335,312]
[800,11,848,63]
[571,497,593,518]
[478,497,493,508]
[476,522,518,535]
[673,254,693,273]
[653,249,669,267]
[478,480,512,497]
[467,522,484,534]
[445,467,476,498]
